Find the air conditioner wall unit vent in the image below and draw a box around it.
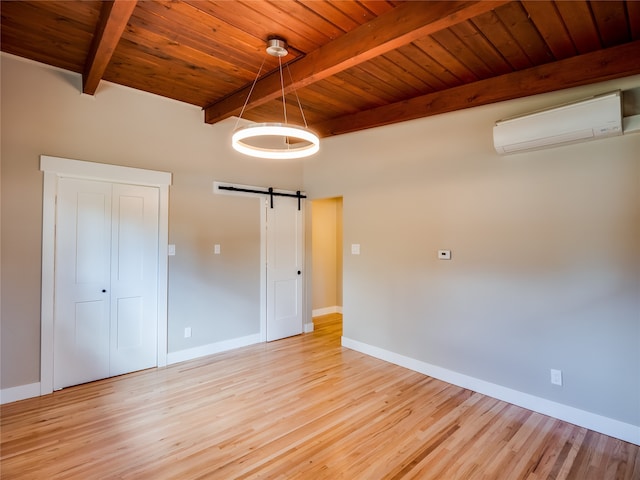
[493,91,622,155]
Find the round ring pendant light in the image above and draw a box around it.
[231,38,320,160]
[232,123,320,159]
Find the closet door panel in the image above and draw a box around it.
[109,183,159,377]
[54,178,111,390]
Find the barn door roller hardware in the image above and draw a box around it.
[217,185,306,210]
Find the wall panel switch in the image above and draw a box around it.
[168,244,176,256]
[351,244,361,255]
[550,369,562,386]
[184,327,192,338]
[438,250,451,260]
[214,244,221,254]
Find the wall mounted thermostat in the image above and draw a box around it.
[438,250,451,260]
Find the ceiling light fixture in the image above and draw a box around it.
[232,38,319,159]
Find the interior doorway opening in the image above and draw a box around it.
[310,197,343,332]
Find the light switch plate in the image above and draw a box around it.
[214,244,221,254]
[438,250,451,260]
[168,244,176,256]
[550,369,563,386]
[351,244,361,255]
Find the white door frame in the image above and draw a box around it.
[40,155,172,395]
[260,198,267,341]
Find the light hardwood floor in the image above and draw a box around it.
[2,314,638,479]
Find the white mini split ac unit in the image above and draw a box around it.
[493,91,623,155]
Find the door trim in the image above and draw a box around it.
[40,155,172,395]
[260,198,267,342]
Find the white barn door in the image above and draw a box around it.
[266,197,304,341]
[54,178,159,389]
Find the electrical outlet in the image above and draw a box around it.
[184,327,192,338]
[550,369,562,386]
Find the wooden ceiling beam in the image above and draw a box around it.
[83,0,137,95]
[204,1,509,124]
[312,40,640,137]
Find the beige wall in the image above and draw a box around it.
[0,54,303,388]
[2,52,639,435]
[304,76,640,428]
[311,197,343,312]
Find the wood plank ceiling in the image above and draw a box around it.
[2,1,640,138]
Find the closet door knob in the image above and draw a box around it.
[102,289,107,293]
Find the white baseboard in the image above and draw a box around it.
[167,333,261,365]
[1,382,41,405]
[342,336,640,446]
[312,306,343,317]
[304,322,314,333]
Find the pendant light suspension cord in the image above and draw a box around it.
[286,63,309,129]
[279,56,288,125]
[234,41,307,131]
[234,57,267,131]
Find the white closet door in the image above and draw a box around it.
[54,178,159,389]
[54,178,112,389]
[266,197,303,341]
[109,183,159,376]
